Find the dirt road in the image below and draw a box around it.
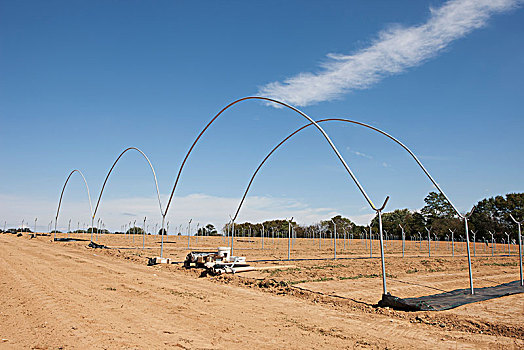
[0,235,521,349]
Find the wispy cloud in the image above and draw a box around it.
[346,147,373,159]
[258,0,521,106]
[353,151,372,159]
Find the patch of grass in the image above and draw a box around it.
[427,268,443,273]
[406,268,418,274]
[290,280,308,285]
[310,264,345,270]
[483,262,518,267]
[105,287,116,291]
[289,277,334,285]
[267,267,301,276]
[339,273,379,280]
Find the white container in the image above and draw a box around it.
[217,247,231,261]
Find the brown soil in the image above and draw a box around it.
[0,232,522,349]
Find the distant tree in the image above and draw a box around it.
[222,219,300,238]
[371,209,412,238]
[421,192,457,221]
[470,193,524,240]
[86,227,109,234]
[198,223,218,236]
[127,226,145,235]
[320,215,355,237]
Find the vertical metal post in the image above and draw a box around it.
[262,224,264,250]
[471,231,476,257]
[228,222,231,246]
[90,217,94,242]
[187,219,192,249]
[160,215,166,258]
[343,228,346,250]
[489,231,494,257]
[377,210,387,295]
[291,224,294,250]
[196,223,199,245]
[97,218,101,242]
[369,225,372,258]
[231,221,235,257]
[399,224,405,258]
[516,222,523,286]
[463,217,474,294]
[34,218,37,235]
[288,217,293,261]
[331,219,337,260]
[425,227,431,257]
[318,225,321,249]
[143,217,146,249]
[133,220,136,244]
[505,232,510,256]
[449,229,454,257]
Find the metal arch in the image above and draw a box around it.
[56,169,93,221]
[228,116,475,294]
[163,96,382,217]
[92,147,163,220]
[232,117,464,222]
[54,169,93,240]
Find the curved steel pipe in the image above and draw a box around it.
[92,147,163,219]
[163,97,383,217]
[232,118,463,222]
[230,116,475,294]
[54,169,93,241]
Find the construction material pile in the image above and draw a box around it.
[183,247,295,276]
[184,247,249,275]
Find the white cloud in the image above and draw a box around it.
[258,0,521,106]
[353,150,373,159]
[346,147,373,159]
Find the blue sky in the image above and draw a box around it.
[1,0,523,232]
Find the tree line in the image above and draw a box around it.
[220,192,523,242]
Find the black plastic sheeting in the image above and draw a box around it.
[54,237,90,242]
[378,280,523,311]
[88,241,108,249]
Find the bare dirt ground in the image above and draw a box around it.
[1,232,522,349]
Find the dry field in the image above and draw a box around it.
[1,232,522,349]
